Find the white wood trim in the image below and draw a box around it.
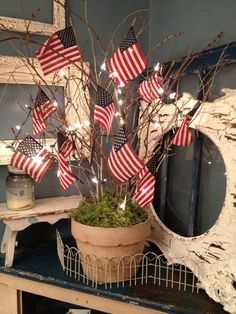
[0,273,164,314]
[0,1,65,36]
[0,55,90,165]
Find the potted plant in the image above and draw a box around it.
[70,191,150,283]
[1,4,183,284]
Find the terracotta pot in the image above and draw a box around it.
[71,217,150,283]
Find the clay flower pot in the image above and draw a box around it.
[71,217,150,283]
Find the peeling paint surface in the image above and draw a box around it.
[143,90,236,313]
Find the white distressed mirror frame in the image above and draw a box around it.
[0,55,89,165]
[140,91,236,313]
[0,0,65,36]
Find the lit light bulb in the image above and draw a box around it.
[120,118,125,125]
[103,178,107,182]
[15,125,21,130]
[117,88,122,94]
[57,170,61,177]
[159,87,164,95]
[118,99,123,105]
[154,62,160,72]
[53,101,58,107]
[115,112,121,117]
[208,161,212,165]
[84,120,90,127]
[24,104,29,108]
[92,177,99,184]
[169,92,176,100]
[58,69,67,78]
[100,62,106,71]
[119,82,125,88]
[154,121,161,128]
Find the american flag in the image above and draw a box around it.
[170,101,202,146]
[35,26,81,76]
[134,154,159,208]
[108,27,147,87]
[10,136,52,182]
[171,116,194,146]
[33,89,57,136]
[94,86,115,135]
[108,127,144,183]
[138,72,164,103]
[57,132,75,189]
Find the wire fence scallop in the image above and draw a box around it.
[57,234,200,292]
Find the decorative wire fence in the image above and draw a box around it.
[56,231,200,292]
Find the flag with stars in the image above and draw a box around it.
[57,132,75,189]
[108,127,144,182]
[138,72,164,103]
[170,101,201,147]
[33,89,57,136]
[10,136,52,182]
[94,86,115,135]
[36,26,81,76]
[108,27,147,87]
[134,154,159,208]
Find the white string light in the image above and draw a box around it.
[208,161,212,165]
[120,118,125,125]
[118,99,123,105]
[58,69,67,78]
[154,62,160,72]
[100,62,106,71]
[92,177,99,184]
[169,92,176,100]
[57,170,61,177]
[24,104,29,108]
[117,88,122,94]
[15,125,21,130]
[115,112,121,117]
[53,101,58,107]
[119,82,125,88]
[84,120,91,127]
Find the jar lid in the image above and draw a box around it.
[7,166,27,175]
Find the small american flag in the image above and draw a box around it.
[10,136,52,182]
[171,116,194,146]
[36,26,81,76]
[109,27,147,87]
[170,101,202,146]
[33,89,57,136]
[138,72,164,103]
[134,154,159,208]
[57,132,75,189]
[108,127,144,183]
[94,86,115,135]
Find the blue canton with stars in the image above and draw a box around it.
[97,86,113,107]
[35,89,50,107]
[114,127,127,152]
[119,27,137,52]
[56,26,77,48]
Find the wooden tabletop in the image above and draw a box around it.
[0,195,81,220]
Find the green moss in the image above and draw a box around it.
[69,191,148,228]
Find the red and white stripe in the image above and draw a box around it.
[171,117,194,146]
[11,148,52,182]
[57,139,75,189]
[36,34,81,76]
[109,43,147,87]
[33,109,46,136]
[134,166,155,208]
[138,73,164,103]
[108,143,145,183]
[58,153,75,190]
[94,102,115,135]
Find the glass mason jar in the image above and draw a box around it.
[5,166,35,211]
